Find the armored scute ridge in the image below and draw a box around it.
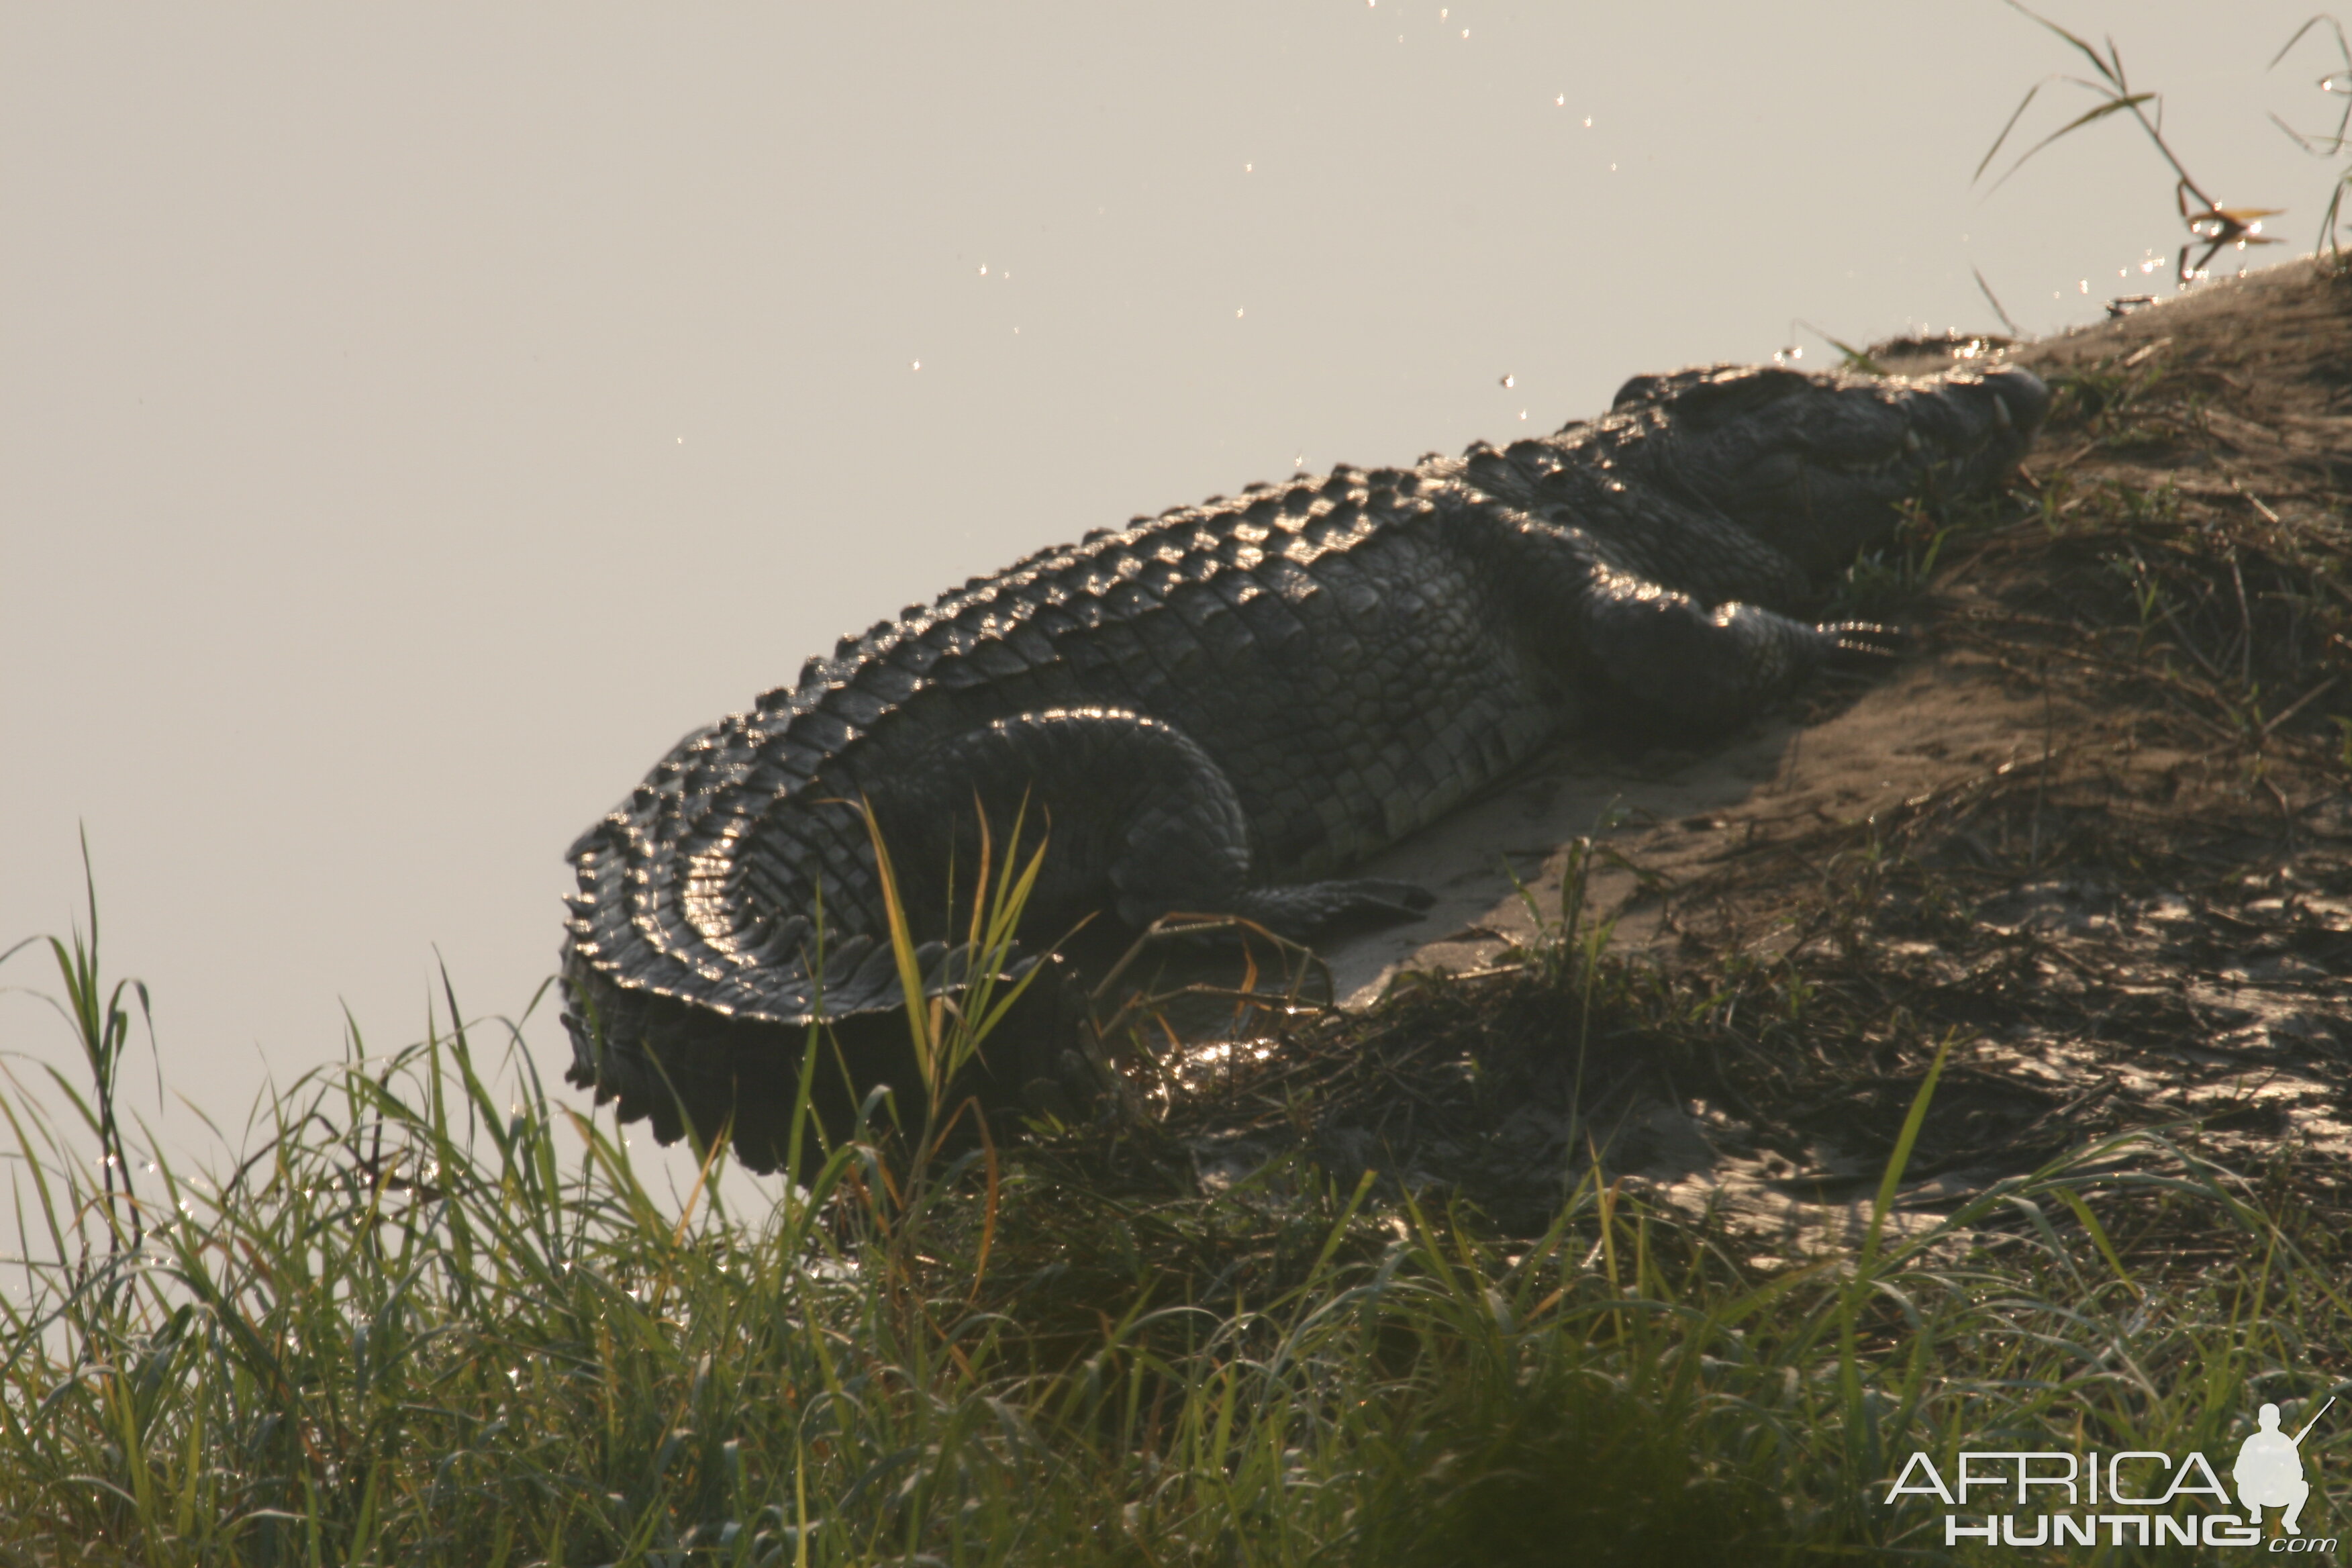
[561,360,2051,1171]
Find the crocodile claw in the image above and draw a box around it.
[1342,879,1440,918]
[1824,620,1907,671]
[1234,877,1437,940]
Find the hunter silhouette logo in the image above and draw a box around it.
[2237,1398,2332,1536]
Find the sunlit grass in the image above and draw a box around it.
[3,852,2348,1565]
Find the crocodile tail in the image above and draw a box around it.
[559,700,824,996]
[557,902,1026,1170]
[558,724,1039,1167]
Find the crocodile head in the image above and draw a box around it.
[1604,361,2051,577]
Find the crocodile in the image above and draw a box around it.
[562,360,2050,1171]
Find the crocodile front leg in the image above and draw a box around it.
[1577,575,1893,730]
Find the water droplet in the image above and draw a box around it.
[1244,162,1253,173]
[1294,454,1306,467]
[911,360,922,371]
[1609,163,1617,172]
[1461,28,1469,37]
[676,436,684,444]
[1518,409,1528,420]
[1500,373,1515,388]
[1438,5,1447,15]
[1236,307,1244,318]
[1583,117,1592,128]
[2079,279,2089,293]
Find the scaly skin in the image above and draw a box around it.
[562,360,2049,1170]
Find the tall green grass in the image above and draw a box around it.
[3,865,2347,1565]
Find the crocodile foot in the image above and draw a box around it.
[1823,621,1908,671]
[1232,877,1438,941]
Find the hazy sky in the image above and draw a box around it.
[3,1,2337,1163]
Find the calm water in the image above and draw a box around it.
[3,1,2341,1171]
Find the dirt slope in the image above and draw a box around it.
[1140,256,2352,1249]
